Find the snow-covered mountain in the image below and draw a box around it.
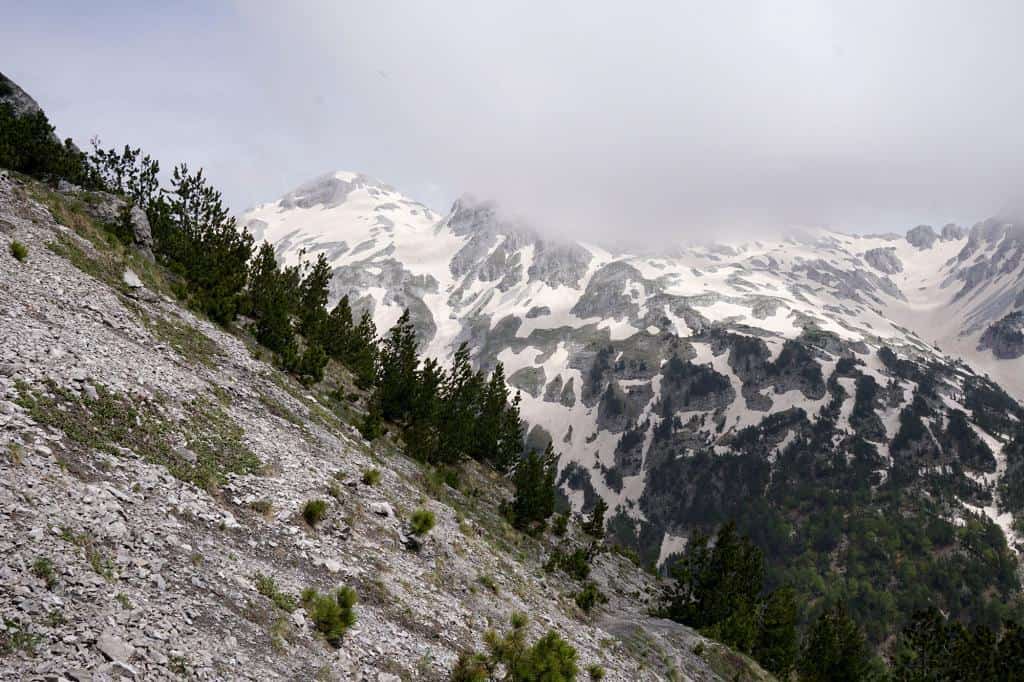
[243,171,1024,574]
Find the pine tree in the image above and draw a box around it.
[248,242,295,354]
[437,343,484,464]
[471,363,523,471]
[498,390,524,469]
[510,444,557,533]
[754,587,798,678]
[348,310,378,389]
[582,498,607,539]
[664,521,764,654]
[294,343,328,385]
[797,604,873,682]
[297,253,331,343]
[88,142,160,209]
[155,164,254,324]
[323,296,354,360]
[360,393,383,441]
[377,309,420,423]
[405,357,445,463]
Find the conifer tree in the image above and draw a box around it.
[664,521,764,654]
[297,253,331,342]
[510,443,557,533]
[348,310,378,389]
[754,587,798,678]
[497,390,524,471]
[472,362,524,470]
[582,498,608,539]
[437,343,485,464]
[360,393,383,441]
[88,142,160,209]
[294,343,328,385]
[797,604,872,682]
[405,357,445,463]
[377,309,420,423]
[323,296,354,359]
[247,242,295,354]
[153,164,254,323]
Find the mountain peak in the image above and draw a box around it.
[273,170,396,212]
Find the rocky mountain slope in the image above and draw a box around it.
[0,172,771,680]
[244,172,1024,641]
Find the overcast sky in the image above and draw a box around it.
[4,1,1024,244]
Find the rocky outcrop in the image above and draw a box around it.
[508,365,546,398]
[73,189,155,259]
[941,223,966,240]
[906,224,938,250]
[0,71,49,120]
[656,357,735,414]
[978,311,1024,359]
[863,247,903,274]
[571,261,647,320]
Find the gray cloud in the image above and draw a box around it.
[5,2,1024,244]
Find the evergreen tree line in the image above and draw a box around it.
[0,101,254,327]
[0,96,94,186]
[665,521,1024,681]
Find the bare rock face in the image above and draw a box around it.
[978,311,1024,359]
[906,224,938,250]
[0,71,48,119]
[864,247,904,274]
[941,223,966,240]
[61,186,155,259]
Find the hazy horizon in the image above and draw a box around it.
[5,1,1024,245]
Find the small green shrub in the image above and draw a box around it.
[545,547,590,581]
[588,664,606,681]
[361,467,381,486]
[409,508,436,536]
[328,482,343,500]
[552,513,569,537]
[31,557,57,589]
[451,612,577,681]
[10,240,28,262]
[477,574,499,594]
[302,586,357,646]
[575,581,608,613]
[302,498,327,527]
[255,572,298,612]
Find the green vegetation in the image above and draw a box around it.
[796,604,874,682]
[545,547,591,582]
[891,607,1024,681]
[9,240,27,262]
[581,498,607,538]
[449,612,578,681]
[302,499,328,527]
[508,444,557,533]
[255,573,298,613]
[361,467,381,486]
[409,508,436,536]
[301,586,357,647]
[15,382,259,491]
[574,582,607,614]
[0,617,43,657]
[30,557,57,590]
[0,99,93,184]
[663,522,798,677]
